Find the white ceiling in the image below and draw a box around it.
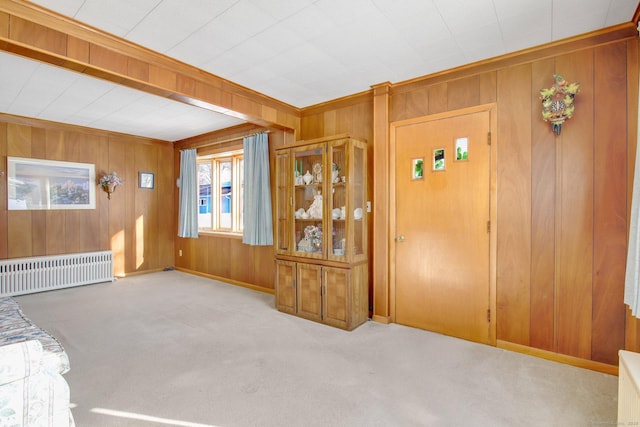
[1,0,638,141]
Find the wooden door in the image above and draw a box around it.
[275,260,296,314]
[394,109,492,344]
[297,263,322,321]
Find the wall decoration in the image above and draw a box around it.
[540,74,580,135]
[455,137,469,161]
[412,158,424,179]
[139,172,154,189]
[99,171,123,199]
[433,149,445,171]
[7,157,96,210]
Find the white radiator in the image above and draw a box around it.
[619,350,640,424]
[0,251,114,296]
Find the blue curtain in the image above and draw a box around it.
[243,132,273,245]
[178,148,199,238]
[625,85,640,318]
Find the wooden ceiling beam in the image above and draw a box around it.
[0,0,300,132]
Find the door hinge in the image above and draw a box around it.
[487,132,491,145]
[487,309,491,322]
[487,220,490,233]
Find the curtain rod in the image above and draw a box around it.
[183,130,270,151]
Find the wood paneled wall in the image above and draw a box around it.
[2,0,637,370]
[383,35,634,367]
[172,126,294,292]
[0,114,175,276]
[299,94,375,308]
[301,27,638,368]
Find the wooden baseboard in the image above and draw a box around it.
[173,267,275,295]
[371,314,391,324]
[497,340,618,376]
[115,267,167,278]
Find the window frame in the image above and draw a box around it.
[197,149,244,235]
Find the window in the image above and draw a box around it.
[198,150,243,233]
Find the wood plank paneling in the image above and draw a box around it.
[447,75,480,110]
[10,17,66,56]
[44,129,64,255]
[66,36,89,63]
[496,64,533,345]
[107,136,126,275]
[7,123,31,157]
[124,140,136,273]
[202,236,220,275]
[31,211,46,256]
[96,135,110,251]
[230,242,252,285]
[6,123,33,258]
[157,143,174,269]
[30,127,46,256]
[45,211,65,255]
[427,83,447,115]
[530,59,556,351]
[555,50,595,360]
[149,65,176,91]
[31,127,46,158]
[8,211,32,258]
[404,86,430,120]
[0,122,7,258]
[592,42,627,365]
[0,11,8,37]
[134,142,154,271]
[128,57,149,82]
[378,31,637,367]
[479,72,497,104]
[0,114,174,277]
[45,128,64,160]
[89,44,128,75]
[300,113,324,141]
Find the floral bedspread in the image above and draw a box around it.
[0,340,74,427]
[0,297,70,375]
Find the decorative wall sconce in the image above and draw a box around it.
[540,74,580,135]
[99,171,123,200]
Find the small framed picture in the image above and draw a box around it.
[139,172,154,189]
[455,137,469,161]
[433,148,446,171]
[412,158,424,180]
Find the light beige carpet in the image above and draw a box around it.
[16,270,617,426]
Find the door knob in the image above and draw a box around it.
[396,235,406,242]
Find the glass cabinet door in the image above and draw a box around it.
[328,140,347,260]
[292,143,325,259]
[274,150,291,254]
[351,140,367,262]
[327,137,367,262]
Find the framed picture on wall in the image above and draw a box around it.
[411,158,424,180]
[432,148,446,171]
[139,172,154,189]
[7,157,96,210]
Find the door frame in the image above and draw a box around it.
[389,103,498,346]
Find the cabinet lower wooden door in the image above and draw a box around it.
[323,266,349,329]
[275,260,296,314]
[297,263,322,321]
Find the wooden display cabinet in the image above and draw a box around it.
[274,135,368,330]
